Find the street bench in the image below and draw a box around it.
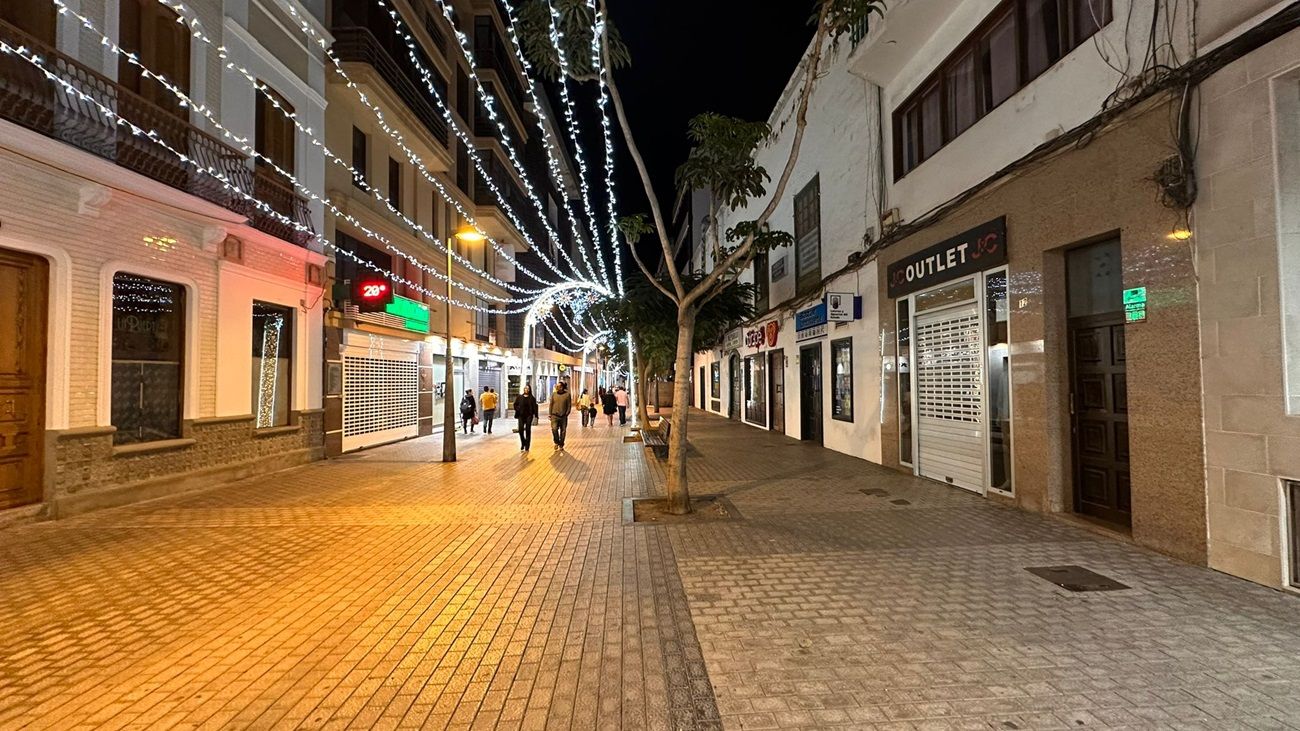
[642,418,671,460]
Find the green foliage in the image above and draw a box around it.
[617,213,653,243]
[817,0,888,39]
[675,114,773,211]
[726,221,795,254]
[515,0,631,81]
[592,274,754,377]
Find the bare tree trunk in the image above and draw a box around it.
[665,306,697,514]
[635,347,651,430]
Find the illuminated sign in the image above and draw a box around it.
[352,277,392,312]
[1123,286,1147,323]
[385,294,430,333]
[887,217,1007,298]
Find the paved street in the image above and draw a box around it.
[2,411,1300,730]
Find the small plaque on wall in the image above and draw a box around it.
[327,362,343,396]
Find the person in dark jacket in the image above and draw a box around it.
[549,381,573,450]
[513,385,539,452]
[460,389,477,434]
[600,387,617,427]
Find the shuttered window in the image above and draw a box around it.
[793,176,821,297]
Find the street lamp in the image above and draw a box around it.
[443,224,486,463]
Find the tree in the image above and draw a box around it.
[520,0,885,513]
[590,251,755,429]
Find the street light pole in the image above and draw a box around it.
[442,239,457,463]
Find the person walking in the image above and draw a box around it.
[513,385,538,452]
[600,387,617,427]
[614,386,629,426]
[460,389,477,434]
[549,381,573,450]
[577,388,593,428]
[480,387,498,434]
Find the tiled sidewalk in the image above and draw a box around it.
[1,411,1299,730]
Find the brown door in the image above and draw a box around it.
[1069,314,1131,526]
[0,248,48,510]
[768,349,785,434]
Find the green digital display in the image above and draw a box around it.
[386,294,431,333]
[1122,287,1147,306]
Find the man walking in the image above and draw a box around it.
[614,385,629,426]
[549,381,573,450]
[480,387,498,434]
[513,385,538,452]
[460,389,477,434]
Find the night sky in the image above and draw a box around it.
[601,1,818,270]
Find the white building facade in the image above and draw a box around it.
[0,0,329,519]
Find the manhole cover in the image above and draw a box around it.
[1025,565,1129,592]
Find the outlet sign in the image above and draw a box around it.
[887,217,1007,298]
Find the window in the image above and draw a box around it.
[986,270,1013,493]
[352,127,368,189]
[753,249,770,314]
[831,338,853,422]
[388,158,402,212]
[118,0,190,116]
[255,86,295,175]
[897,299,913,465]
[1289,481,1300,587]
[744,355,766,424]
[793,176,821,297]
[894,0,1112,177]
[1,1,56,44]
[475,298,490,341]
[111,273,185,445]
[252,302,294,428]
[710,361,721,410]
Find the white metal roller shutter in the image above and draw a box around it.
[342,353,420,451]
[915,302,985,492]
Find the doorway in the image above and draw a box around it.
[698,366,705,409]
[799,344,822,444]
[728,354,741,420]
[1067,239,1131,526]
[768,349,785,434]
[0,248,48,511]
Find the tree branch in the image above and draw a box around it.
[599,0,686,301]
[682,4,833,310]
[628,237,679,303]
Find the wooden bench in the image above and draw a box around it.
[642,418,671,460]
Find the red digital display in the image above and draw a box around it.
[352,277,393,312]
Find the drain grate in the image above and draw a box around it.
[1026,565,1129,592]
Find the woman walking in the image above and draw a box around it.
[460,389,477,434]
[513,385,538,452]
[577,388,593,428]
[600,387,617,427]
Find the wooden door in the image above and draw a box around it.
[728,355,741,420]
[768,350,785,434]
[0,248,48,510]
[1070,314,1131,526]
[799,344,822,444]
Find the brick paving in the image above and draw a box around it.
[1,411,1299,730]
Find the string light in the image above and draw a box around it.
[583,0,626,295]
[255,314,283,428]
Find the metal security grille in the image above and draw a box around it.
[343,355,419,450]
[915,302,984,492]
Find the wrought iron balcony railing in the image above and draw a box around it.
[252,164,314,247]
[0,19,315,247]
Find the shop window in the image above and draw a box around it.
[710,361,721,411]
[986,270,1013,493]
[794,176,821,297]
[255,85,295,176]
[831,338,853,422]
[111,273,185,445]
[897,299,913,465]
[252,302,294,428]
[894,0,1112,178]
[388,158,402,213]
[352,127,368,189]
[744,355,767,424]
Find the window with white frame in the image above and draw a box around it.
[252,302,294,428]
[111,273,185,445]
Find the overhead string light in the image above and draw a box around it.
[401,0,601,289]
[583,0,625,295]
[500,0,607,290]
[285,0,595,292]
[542,0,614,288]
[538,311,590,353]
[273,0,603,293]
[0,38,568,315]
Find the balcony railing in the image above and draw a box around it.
[332,26,449,147]
[0,19,314,247]
[474,151,531,226]
[252,164,314,246]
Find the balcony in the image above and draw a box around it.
[0,19,314,246]
[252,165,314,247]
[332,26,449,148]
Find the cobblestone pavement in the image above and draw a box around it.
[2,412,1300,730]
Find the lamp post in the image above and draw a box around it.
[443,225,486,463]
